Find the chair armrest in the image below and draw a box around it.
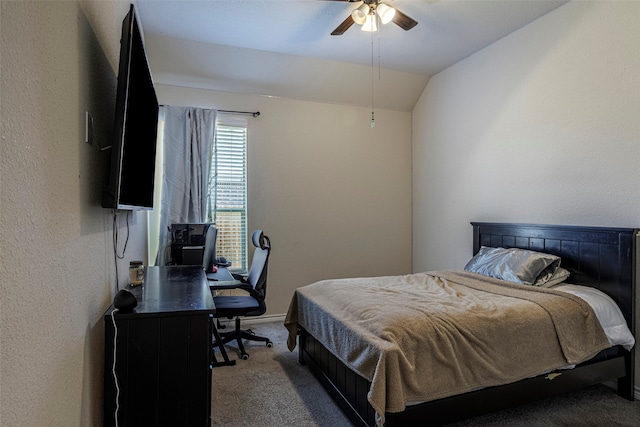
[209,277,264,301]
[232,282,254,292]
[209,280,252,292]
[245,287,265,301]
[231,275,262,297]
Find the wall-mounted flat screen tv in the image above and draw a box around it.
[102,4,159,210]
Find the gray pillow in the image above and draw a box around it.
[464,246,561,286]
[538,267,570,288]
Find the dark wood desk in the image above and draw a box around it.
[104,266,214,427]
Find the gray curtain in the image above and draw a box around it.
[156,106,217,265]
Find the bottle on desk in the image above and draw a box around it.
[129,261,144,286]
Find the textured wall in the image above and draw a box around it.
[412,1,640,391]
[154,85,413,315]
[0,1,148,426]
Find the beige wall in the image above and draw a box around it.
[1,1,148,426]
[155,85,413,315]
[412,0,640,392]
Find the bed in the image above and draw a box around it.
[285,222,637,426]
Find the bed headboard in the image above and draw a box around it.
[471,222,637,333]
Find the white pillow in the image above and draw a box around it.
[551,284,635,351]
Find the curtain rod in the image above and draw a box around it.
[160,105,260,117]
[219,109,260,117]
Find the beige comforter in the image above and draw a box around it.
[284,270,610,425]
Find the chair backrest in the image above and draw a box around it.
[202,226,218,273]
[246,230,271,296]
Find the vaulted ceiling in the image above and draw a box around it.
[136,0,568,111]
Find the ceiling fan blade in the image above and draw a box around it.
[392,9,418,31]
[331,15,355,35]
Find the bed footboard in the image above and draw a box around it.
[299,326,631,426]
[299,327,376,427]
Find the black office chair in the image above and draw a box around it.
[212,230,272,360]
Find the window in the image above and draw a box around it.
[206,122,248,273]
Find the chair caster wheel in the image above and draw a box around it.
[266,342,273,348]
[241,353,249,360]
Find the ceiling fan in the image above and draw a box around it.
[329,0,418,35]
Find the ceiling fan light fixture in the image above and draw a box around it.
[361,14,378,32]
[376,3,396,25]
[351,2,369,25]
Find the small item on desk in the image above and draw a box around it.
[129,261,144,286]
[114,288,137,312]
[215,256,231,267]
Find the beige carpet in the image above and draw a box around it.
[211,320,352,426]
[211,321,640,426]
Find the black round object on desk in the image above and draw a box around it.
[114,288,138,313]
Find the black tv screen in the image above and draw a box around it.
[102,4,159,210]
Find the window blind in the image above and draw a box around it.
[207,124,248,273]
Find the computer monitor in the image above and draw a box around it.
[202,226,217,273]
[169,223,212,265]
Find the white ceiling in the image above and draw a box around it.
[135,0,568,111]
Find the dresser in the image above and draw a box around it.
[103,266,215,426]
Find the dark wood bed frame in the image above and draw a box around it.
[297,222,637,426]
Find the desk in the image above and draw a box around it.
[103,266,214,427]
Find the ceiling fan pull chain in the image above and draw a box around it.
[378,16,382,80]
[371,26,375,128]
